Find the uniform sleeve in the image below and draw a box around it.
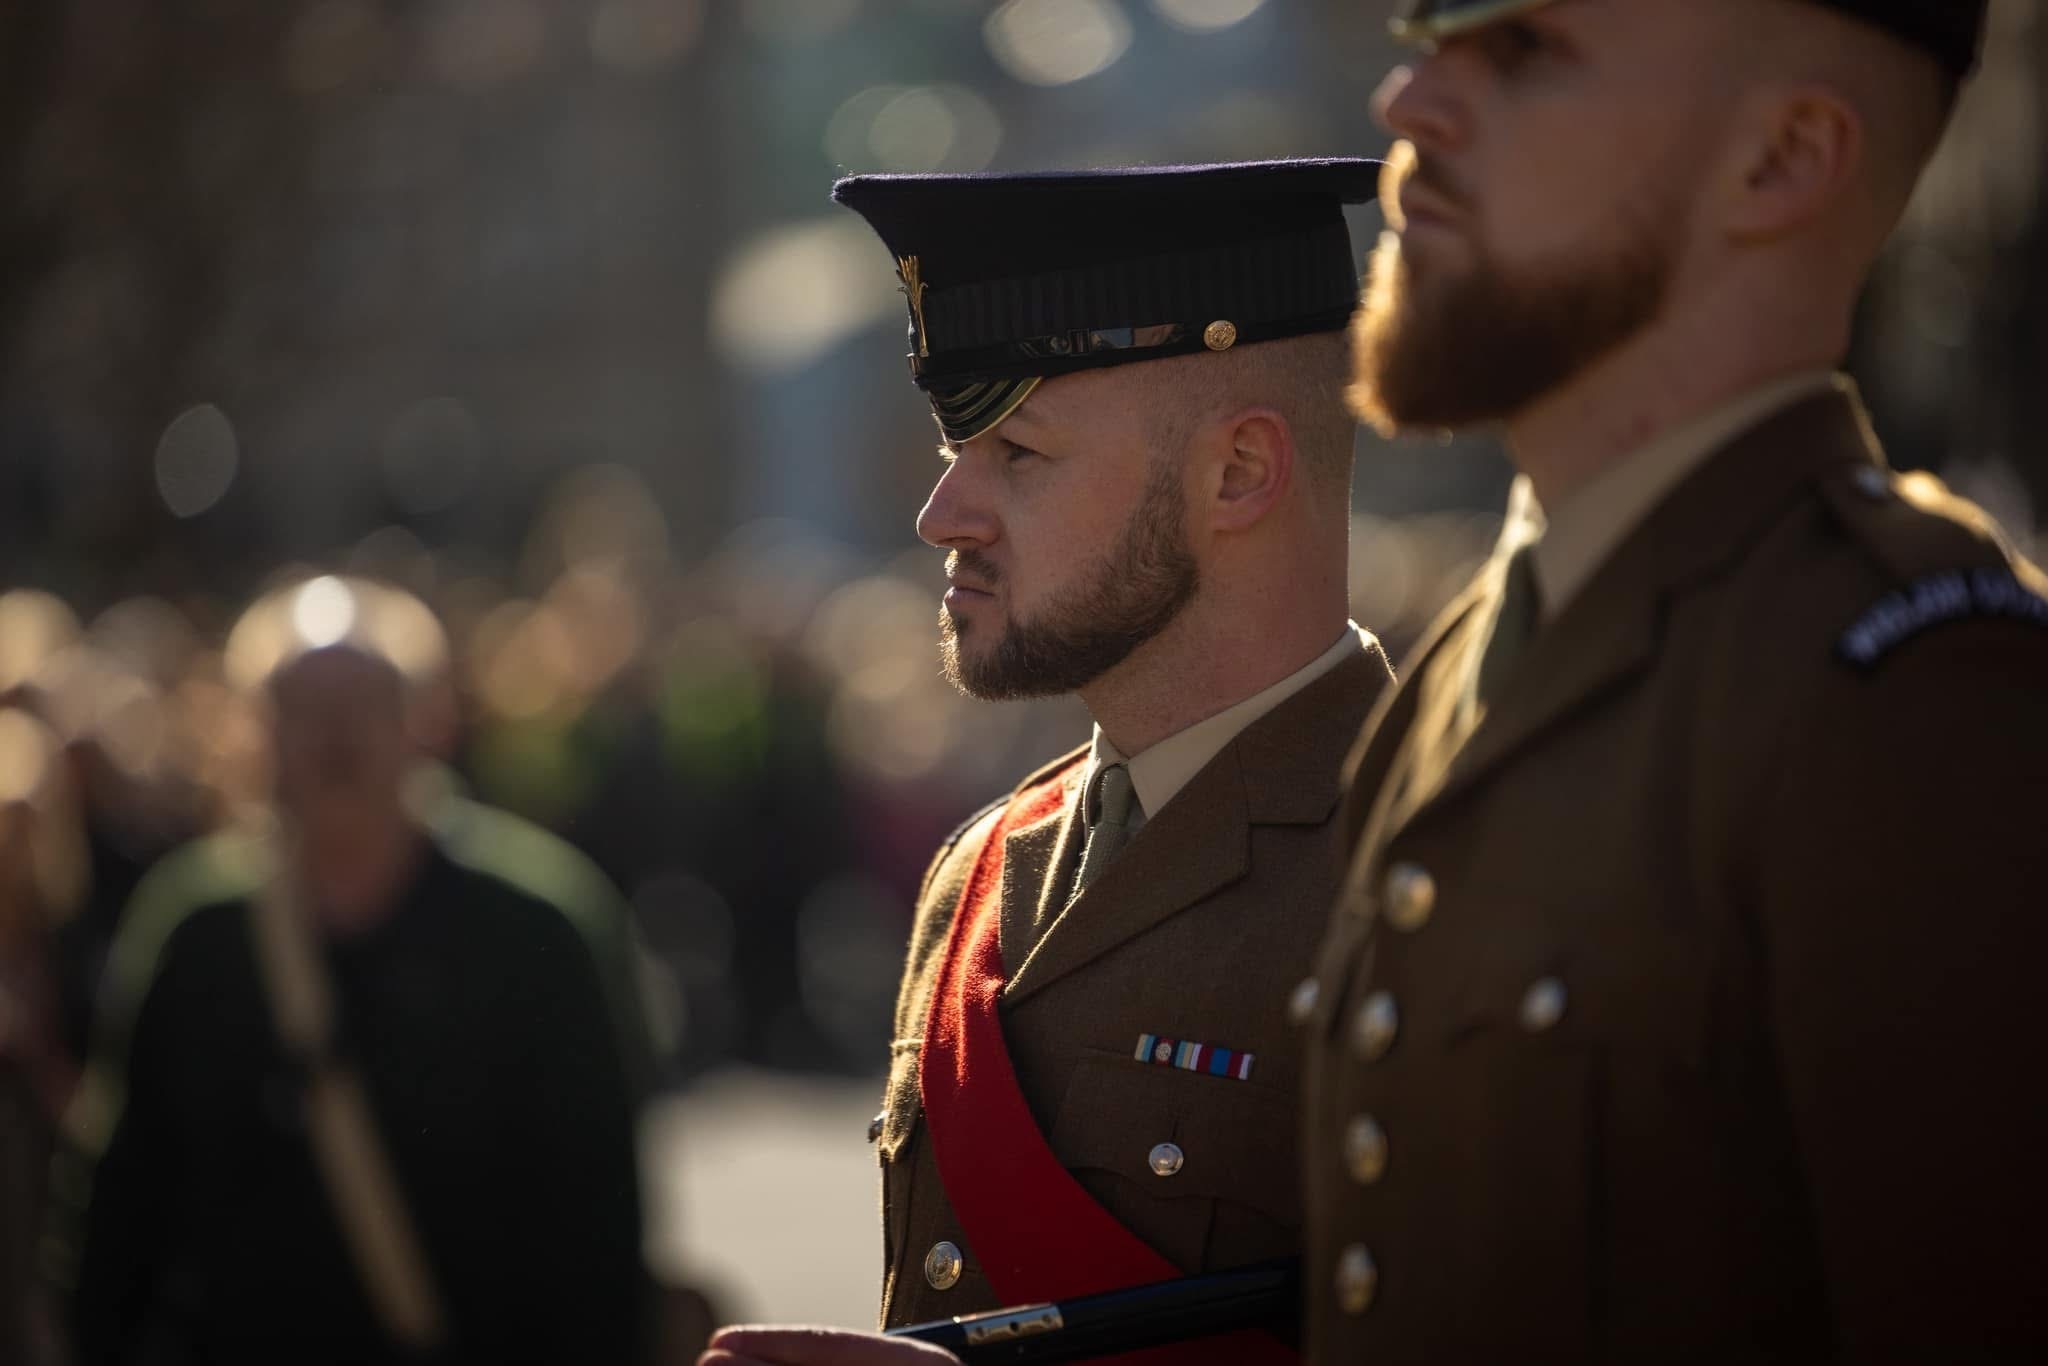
[1756,618,2048,1361]
[499,908,650,1366]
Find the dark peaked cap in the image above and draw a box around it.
[1391,0,1987,77]
[833,158,1378,444]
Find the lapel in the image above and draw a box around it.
[1337,576,1487,870]
[999,797,1079,979]
[1414,380,1886,821]
[1002,640,1388,1007]
[1379,582,1497,833]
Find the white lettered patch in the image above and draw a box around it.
[1837,568,2048,669]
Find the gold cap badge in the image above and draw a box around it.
[895,254,931,360]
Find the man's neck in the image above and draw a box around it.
[300,815,428,939]
[1502,288,1849,507]
[1080,593,1351,757]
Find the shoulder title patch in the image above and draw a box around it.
[1837,567,2048,670]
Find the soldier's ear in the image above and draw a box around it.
[1206,408,1295,535]
[1721,84,1864,244]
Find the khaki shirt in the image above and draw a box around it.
[1088,623,1372,839]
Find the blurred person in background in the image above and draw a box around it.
[706,160,1395,1365]
[58,574,650,1366]
[1295,1,2048,1361]
[0,707,87,1366]
[0,590,208,1069]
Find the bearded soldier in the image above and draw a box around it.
[704,161,1392,1365]
[1298,2,2048,1362]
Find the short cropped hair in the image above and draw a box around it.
[1144,330,1357,492]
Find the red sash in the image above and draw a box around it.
[918,762,1297,1364]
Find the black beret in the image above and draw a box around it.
[1390,0,1987,76]
[833,159,1378,444]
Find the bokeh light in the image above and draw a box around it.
[153,404,240,520]
[984,0,1134,87]
[1151,0,1268,34]
[710,217,904,371]
[0,591,81,695]
[290,576,360,649]
[825,84,1004,173]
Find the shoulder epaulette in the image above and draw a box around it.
[1822,465,2048,669]
[1819,465,2012,579]
[915,749,1086,906]
[936,795,1007,861]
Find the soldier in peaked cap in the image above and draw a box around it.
[703,161,1394,1365]
[1299,1,2048,1362]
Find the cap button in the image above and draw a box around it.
[1203,319,1238,351]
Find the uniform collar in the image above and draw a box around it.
[1087,623,1370,825]
[1406,379,1885,826]
[1529,370,1839,619]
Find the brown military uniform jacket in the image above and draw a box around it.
[1301,382,2048,1364]
[875,640,1391,1328]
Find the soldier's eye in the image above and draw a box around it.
[1002,440,1041,464]
[1479,20,1547,71]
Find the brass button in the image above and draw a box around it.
[867,1111,886,1143]
[1351,990,1399,1061]
[1335,1243,1378,1314]
[924,1240,964,1291]
[1382,862,1436,932]
[1344,1115,1388,1185]
[1287,977,1320,1025]
[1520,977,1568,1033]
[1148,1142,1185,1177]
[1203,319,1238,351]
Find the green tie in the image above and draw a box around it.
[1070,762,1135,903]
[1476,543,1541,709]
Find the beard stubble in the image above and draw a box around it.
[938,454,1199,701]
[1346,182,1678,436]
